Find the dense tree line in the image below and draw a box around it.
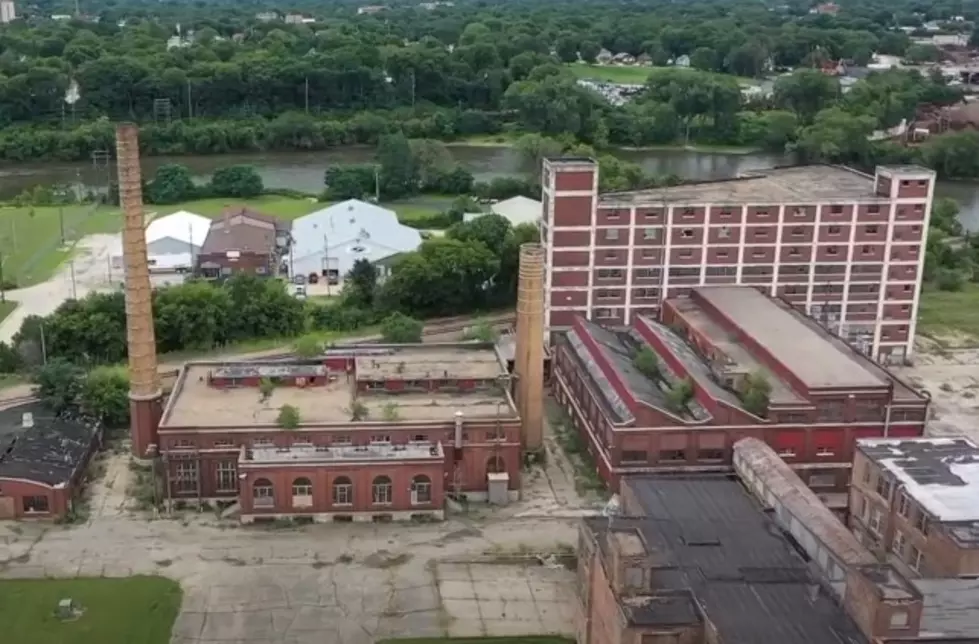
[0,0,976,175]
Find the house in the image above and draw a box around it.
[197,208,289,279]
[596,48,613,64]
[612,52,635,65]
[636,53,652,66]
[357,5,386,15]
[674,54,691,68]
[255,11,279,21]
[288,199,421,284]
[111,210,211,273]
[464,196,542,228]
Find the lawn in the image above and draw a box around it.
[917,284,979,343]
[0,576,182,644]
[0,299,17,322]
[0,204,118,287]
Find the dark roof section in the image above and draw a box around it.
[0,402,98,486]
[603,476,867,644]
[201,215,278,255]
[219,206,290,232]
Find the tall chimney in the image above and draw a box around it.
[514,243,545,452]
[116,123,162,458]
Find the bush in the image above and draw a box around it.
[936,268,966,292]
[381,312,423,343]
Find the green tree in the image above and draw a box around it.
[447,213,512,257]
[579,40,601,63]
[277,404,301,429]
[774,69,840,123]
[740,371,771,418]
[146,164,196,204]
[293,335,322,358]
[690,47,718,72]
[344,258,379,308]
[80,366,130,428]
[376,132,418,199]
[209,165,264,198]
[325,164,376,200]
[633,347,660,379]
[381,312,423,343]
[666,378,694,414]
[33,359,84,415]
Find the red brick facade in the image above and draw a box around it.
[541,159,935,364]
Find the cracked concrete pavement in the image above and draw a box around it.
[0,417,594,644]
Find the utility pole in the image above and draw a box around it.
[69,260,77,299]
[39,322,47,365]
[374,165,381,203]
[186,79,193,119]
[59,206,65,246]
[304,76,310,114]
[0,250,5,303]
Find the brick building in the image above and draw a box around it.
[541,159,936,363]
[849,437,979,579]
[576,476,873,644]
[733,437,979,643]
[156,343,521,521]
[552,286,928,491]
[0,403,101,520]
[197,207,290,278]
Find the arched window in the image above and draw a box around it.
[372,475,393,505]
[411,475,432,504]
[332,476,353,506]
[253,478,274,508]
[487,455,505,474]
[292,477,313,508]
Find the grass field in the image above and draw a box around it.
[917,284,979,343]
[0,204,119,287]
[0,576,181,644]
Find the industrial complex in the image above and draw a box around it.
[540,158,935,363]
[552,285,928,494]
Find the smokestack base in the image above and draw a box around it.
[130,391,163,460]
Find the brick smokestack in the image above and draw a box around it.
[116,123,162,459]
[514,242,545,452]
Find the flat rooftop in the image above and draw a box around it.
[355,345,504,381]
[858,437,979,524]
[243,442,444,465]
[915,578,979,638]
[668,298,804,405]
[600,165,884,206]
[163,352,515,429]
[690,286,889,391]
[591,476,865,644]
[0,403,97,486]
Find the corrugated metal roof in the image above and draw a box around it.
[290,199,422,276]
[489,196,542,226]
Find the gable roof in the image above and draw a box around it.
[146,211,212,247]
[219,206,291,232]
[490,196,542,226]
[201,216,278,255]
[291,199,422,273]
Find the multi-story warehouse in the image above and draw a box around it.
[541,159,936,363]
[849,437,979,579]
[551,285,928,491]
[155,343,522,522]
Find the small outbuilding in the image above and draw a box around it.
[111,210,211,273]
[0,402,101,520]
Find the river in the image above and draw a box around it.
[1,145,977,230]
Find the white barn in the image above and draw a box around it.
[289,200,422,281]
[111,210,212,273]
